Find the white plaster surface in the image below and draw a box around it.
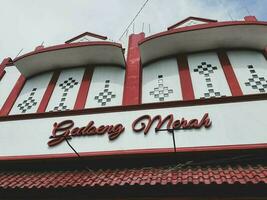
[0,100,266,157]
[188,52,231,99]
[46,67,85,112]
[142,58,182,103]
[176,19,206,28]
[0,66,21,109]
[10,72,52,115]
[85,66,125,108]
[227,51,267,95]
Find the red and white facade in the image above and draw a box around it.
[0,16,267,199]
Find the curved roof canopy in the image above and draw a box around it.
[14,42,125,78]
[139,21,267,65]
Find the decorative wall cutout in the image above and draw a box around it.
[245,65,267,93]
[193,62,225,98]
[94,80,116,106]
[149,75,173,102]
[17,88,38,113]
[51,77,79,111]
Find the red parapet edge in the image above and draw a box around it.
[0,143,266,161]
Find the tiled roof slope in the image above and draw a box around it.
[0,164,266,189]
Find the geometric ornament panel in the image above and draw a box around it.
[10,72,53,115]
[149,75,174,102]
[94,80,116,106]
[188,52,231,99]
[85,66,125,108]
[193,62,226,99]
[142,58,182,103]
[45,67,85,112]
[244,65,267,93]
[227,50,267,95]
[17,88,38,113]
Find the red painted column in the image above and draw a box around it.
[177,55,195,100]
[74,67,94,110]
[0,57,12,81]
[37,71,60,113]
[0,75,26,116]
[217,51,243,96]
[122,32,145,105]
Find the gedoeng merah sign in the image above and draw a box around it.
[0,100,267,157]
[47,113,211,147]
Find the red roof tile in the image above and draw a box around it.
[0,164,266,189]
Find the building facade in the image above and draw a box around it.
[0,16,267,199]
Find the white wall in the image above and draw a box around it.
[227,51,267,95]
[142,58,182,103]
[10,72,52,115]
[85,66,125,108]
[46,67,85,112]
[0,100,266,157]
[188,52,231,99]
[0,66,21,109]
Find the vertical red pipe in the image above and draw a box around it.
[74,67,94,110]
[217,51,243,96]
[37,71,60,113]
[122,32,145,105]
[177,55,195,100]
[0,75,26,116]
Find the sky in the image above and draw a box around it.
[0,0,267,62]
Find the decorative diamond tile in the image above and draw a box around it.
[193,62,225,99]
[51,77,79,112]
[17,88,38,113]
[149,75,173,102]
[244,65,267,93]
[94,80,116,106]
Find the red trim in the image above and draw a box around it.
[140,21,267,46]
[177,55,195,100]
[0,70,6,81]
[1,93,267,122]
[37,71,60,113]
[123,33,145,105]
[74,67,94,110]
[217,51,243,96]
[244,16,257,21]
[0,143,266,161]
[168,16,218,30]
[264,48,267,59]
[13,41,123,63]
[0,57,12,81]
[65,32,108,43]
[0,75,26,116]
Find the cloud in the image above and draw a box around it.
[0,0,266,62]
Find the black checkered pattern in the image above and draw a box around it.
[244,65,267,93]
[193,62,225,99]
[51,77,79,111]
[94,80,116,106]
[149,75,173,102]
[17,88,38,113]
